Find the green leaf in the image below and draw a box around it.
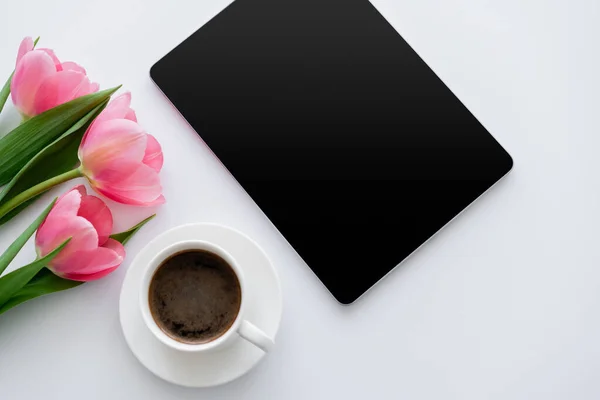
[0,37,39,115]
[0,199,56,276]
[0,85,120,185]
[0,239,69,307]
[0,198,38,226]
[0,101,108,225]
[110,215,156,245]
[0,72,13,115]
[0,268,82,315]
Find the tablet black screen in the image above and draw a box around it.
[151,0,513,303]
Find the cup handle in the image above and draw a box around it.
[238,320,274,352]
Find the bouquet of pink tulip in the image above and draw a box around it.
[0,37,165,314]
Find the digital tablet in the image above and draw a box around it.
[151,0,513,304]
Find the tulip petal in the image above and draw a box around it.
[45,188,82,220]
[53,239,124,281]
[61,266,119,281]
[143,134,164,172]
[125,109,137,122]
[93,161,163,206]
[73,185,87,197]
[39,48,62,71]
[11,51,56,116]
[145,194,166,206]
[93,92,135,125]
[80,119,147,173]
[16,37,34,65]
[78,193,113,245]
[36,188,99,258]
[36,216,98,264]
[102,192,166,207]
[33,70,96,115]
[60,61,85,74]
[81,93,135,153]
[104,238,126,259]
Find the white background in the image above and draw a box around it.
[1,0,599,398]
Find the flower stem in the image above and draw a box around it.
[0,168,83,220]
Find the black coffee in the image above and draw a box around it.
[148,250,242,344]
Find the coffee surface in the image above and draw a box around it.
[149,250,241,344]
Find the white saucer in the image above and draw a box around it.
[119,223,283,387]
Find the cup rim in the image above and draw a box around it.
[138,239,246,352]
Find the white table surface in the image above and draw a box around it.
[1,0,599,398]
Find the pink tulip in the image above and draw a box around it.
[35,186,125,281]
[11,37,99,117]
[78,92,165,206]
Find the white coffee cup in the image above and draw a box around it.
[139,240,274,353]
